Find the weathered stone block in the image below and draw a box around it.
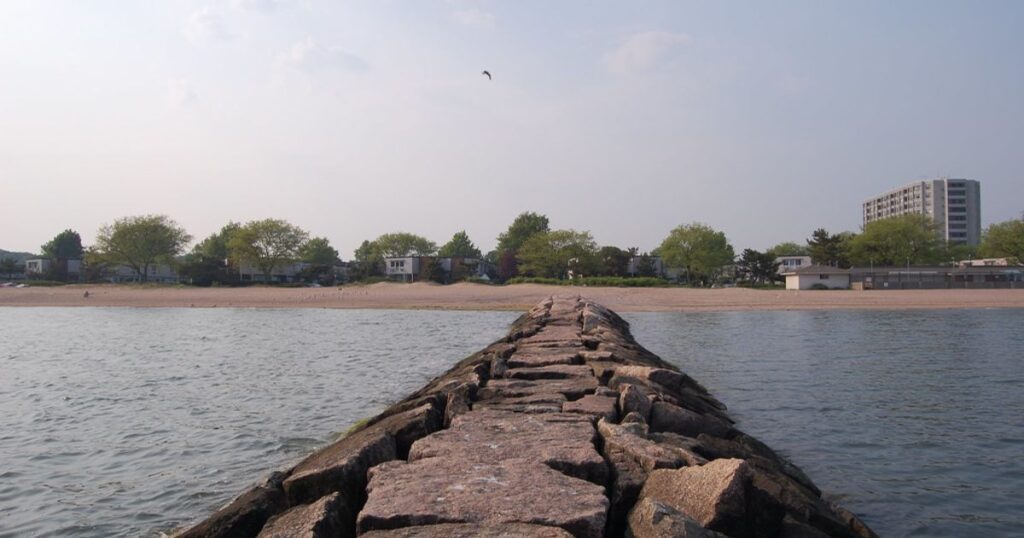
[562,394,619,422]
[639,458,754,537]
[598,419,687,473]
[473,393,567,414]
[619,383,652,422]
[626,497,729,538]
[649,402,734,439]
[360,522,574,537]
[477,377,598,401]
[408,410,607,485]
[505,364,595,380]
[507,350,582,368]
[256,492,346,538]
[357,458,608,538]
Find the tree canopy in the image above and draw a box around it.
[979,219,1024,263]
[228,219,309,281]
[41,229,83,260]
[93,215,192,282]
[847,214,942,266]
[737,249,779,285]
[372,232,437,258]
[658,223,735,286]
[766,241,808,258]
[300,237,339,265]
[191,222,241,260]
[596,246,631,277]
[516,229,598,279]
[438,231,482,259]
[496,212,550,254]
[806,228,854,267]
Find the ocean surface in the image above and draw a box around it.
[0,307,1022,537]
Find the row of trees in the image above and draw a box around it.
[10,211,1024,286]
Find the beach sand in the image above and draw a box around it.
[2,282,1023,311]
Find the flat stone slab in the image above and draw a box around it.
[408,410,607,485]
[507,350,581,368]
[518,325,583,346]
[256,492,345,538]
[473,394,567,414]
[562,394,619,422]
[357,458,608,538]
[504,364,595,380]
[477,377,599,401]
[360,522,573,537]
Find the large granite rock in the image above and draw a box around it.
[408,410,607,485]
[639,458,757,537]
[649,402,735,439]
[562,394,619,422]
[598,420,688,473]
[505,364,595,380]
[256,492,346,538]
[626,497,729,538]
[619,383,653,422]
[357,458,608,538]
[507,349,582,368]
[477,377,599,401]
[361,522,574,537]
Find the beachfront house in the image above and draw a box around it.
[24,258,83,281]
[383,256,496,283]
[849,265,1023,290]
[782,265,851,290]
[775,255,812,275]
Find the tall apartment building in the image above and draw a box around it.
[862,178,981,246]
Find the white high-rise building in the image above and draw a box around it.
[862,178,981,246]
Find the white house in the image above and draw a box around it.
[105,263,179,283]
[775,255,812,275]
[782,265,850,290]
[24,259,82,280]
[385,257,421,282]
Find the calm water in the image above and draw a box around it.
[1,307,1022,537]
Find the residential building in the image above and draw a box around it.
[862,178,981,246]
[774,255,812,275]
[849,265,1022,290]
[383,256,496,282]
[24,259,82,280]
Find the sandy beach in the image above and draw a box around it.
[2,282,1023,312]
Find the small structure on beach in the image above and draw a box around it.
[782,265,851,290]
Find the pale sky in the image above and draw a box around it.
[2,1,1022,257]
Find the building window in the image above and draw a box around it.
[819,274,830,280]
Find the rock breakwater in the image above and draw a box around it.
[176,297,877,537]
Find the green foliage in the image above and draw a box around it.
[737,249,779,285]
[658,223,735,286]
[300,237,339,265]
[979,219,1024,263]
[228,219,309,281]
[596,246,631,277]
[806,228,855,267]
[0,257,22,278]
[192,222,241,260]
[426,258,449,283]
[766,241,809,258]
[809,283,831,290]
[516,229,599,279]
[847,214,942,266]
[372,232,437,257]
[41,229,83,260]
[438,231,482,259]
[496,212,550,254]
[93,215,192,282]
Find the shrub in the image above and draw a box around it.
[505,276,669,287]
[809,283,830,290]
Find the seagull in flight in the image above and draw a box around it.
[481,70,492,80]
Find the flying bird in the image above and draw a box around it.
[482,70,492,80]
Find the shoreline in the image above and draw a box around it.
[3,282,1024,312]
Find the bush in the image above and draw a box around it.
[809,283,830,290]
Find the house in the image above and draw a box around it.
[104,263,180,283]
[782,265,851,290]
[236,261,346,283]
[24,258,82,281]
[849,266,1022,290]
[775,255,812,275]
[958,258,1014,268]
[383,256,497,283]
[384,256,422,282]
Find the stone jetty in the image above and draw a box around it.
[176,297,877,538]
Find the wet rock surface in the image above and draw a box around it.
[176,296,876,538]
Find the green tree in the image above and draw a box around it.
[41,229,84,260]
[517,229,598,278]
[597,246,631,277]
[806,229,855,267]
[93,215,191,282]
[228,219,309,282]
[766,241,809,258]
[737,249,779,285]
[658,223,735,286]
[496,212,550,254]
[847,214,942,266]
[373,232,437,257]
[300,237,339,265]
[438,231,482,259]
[979,219,1024,263]
[192,222,241,260]
[1,257,21,279]
[352,240,383,279]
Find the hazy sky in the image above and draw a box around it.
[2,1,1022,257]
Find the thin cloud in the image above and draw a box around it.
[168,79,199,107]
[603,30,691,75]
[230,0,283,12]
[184,7,232,43]
[450,8,496,28]
[279,37,369,73]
